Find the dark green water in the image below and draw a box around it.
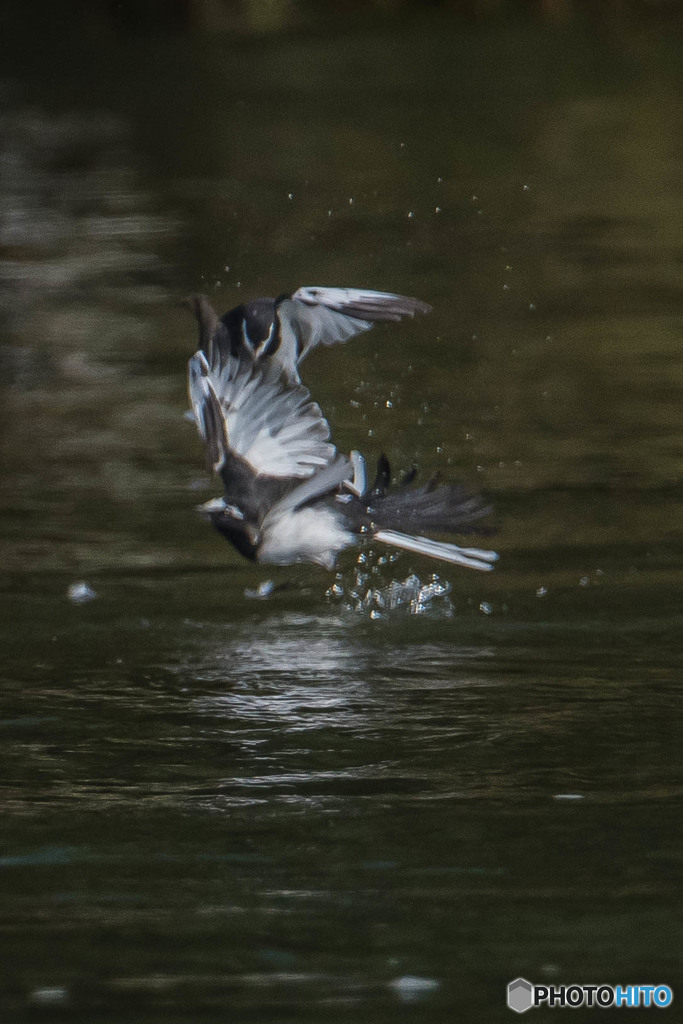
[0,6,681,1021]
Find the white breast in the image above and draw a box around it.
[258,506,354,569]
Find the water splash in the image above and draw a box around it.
[327,552,453,619]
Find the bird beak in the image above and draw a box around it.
[196,497,227,516]
[196,497,246,522]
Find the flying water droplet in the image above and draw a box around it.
[67,582,96,604]
[244,579,276,600]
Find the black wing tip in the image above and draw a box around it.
[370,453,391,495]
[182,294,224,359]
[182,292,212,311]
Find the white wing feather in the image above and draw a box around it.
[277,285,431,368]
[291,286,431,322]
[188,350,336,478]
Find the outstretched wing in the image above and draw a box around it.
[188,349,336,479]
[276,286,432,369]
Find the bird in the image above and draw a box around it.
[185,285,499,573]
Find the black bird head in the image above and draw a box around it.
[196,497,259,562]
[221,298,280,358]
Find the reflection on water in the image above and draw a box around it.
[0,5,681,1022]
[1,588,680,1017]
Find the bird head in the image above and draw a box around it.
[222,298,279,357]
[196,497,259,561]
[196,496,244,523]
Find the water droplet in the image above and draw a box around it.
[67,582,96,604]
[435,206,441,213]
[523,184,531,191]
[479,602,493,615]
[529,302,536,311]
[408,211,414,218]
[244,580,276,600]
[536,586,548,598]
[579,576,589,587]
[348,197,354,205]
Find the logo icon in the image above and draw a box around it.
[508,978,534,1013]
[506,979,673,1011]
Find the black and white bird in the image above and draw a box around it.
[185,286,498,573]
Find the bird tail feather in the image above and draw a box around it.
[373,530,498,572]
[368,475,492,536]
